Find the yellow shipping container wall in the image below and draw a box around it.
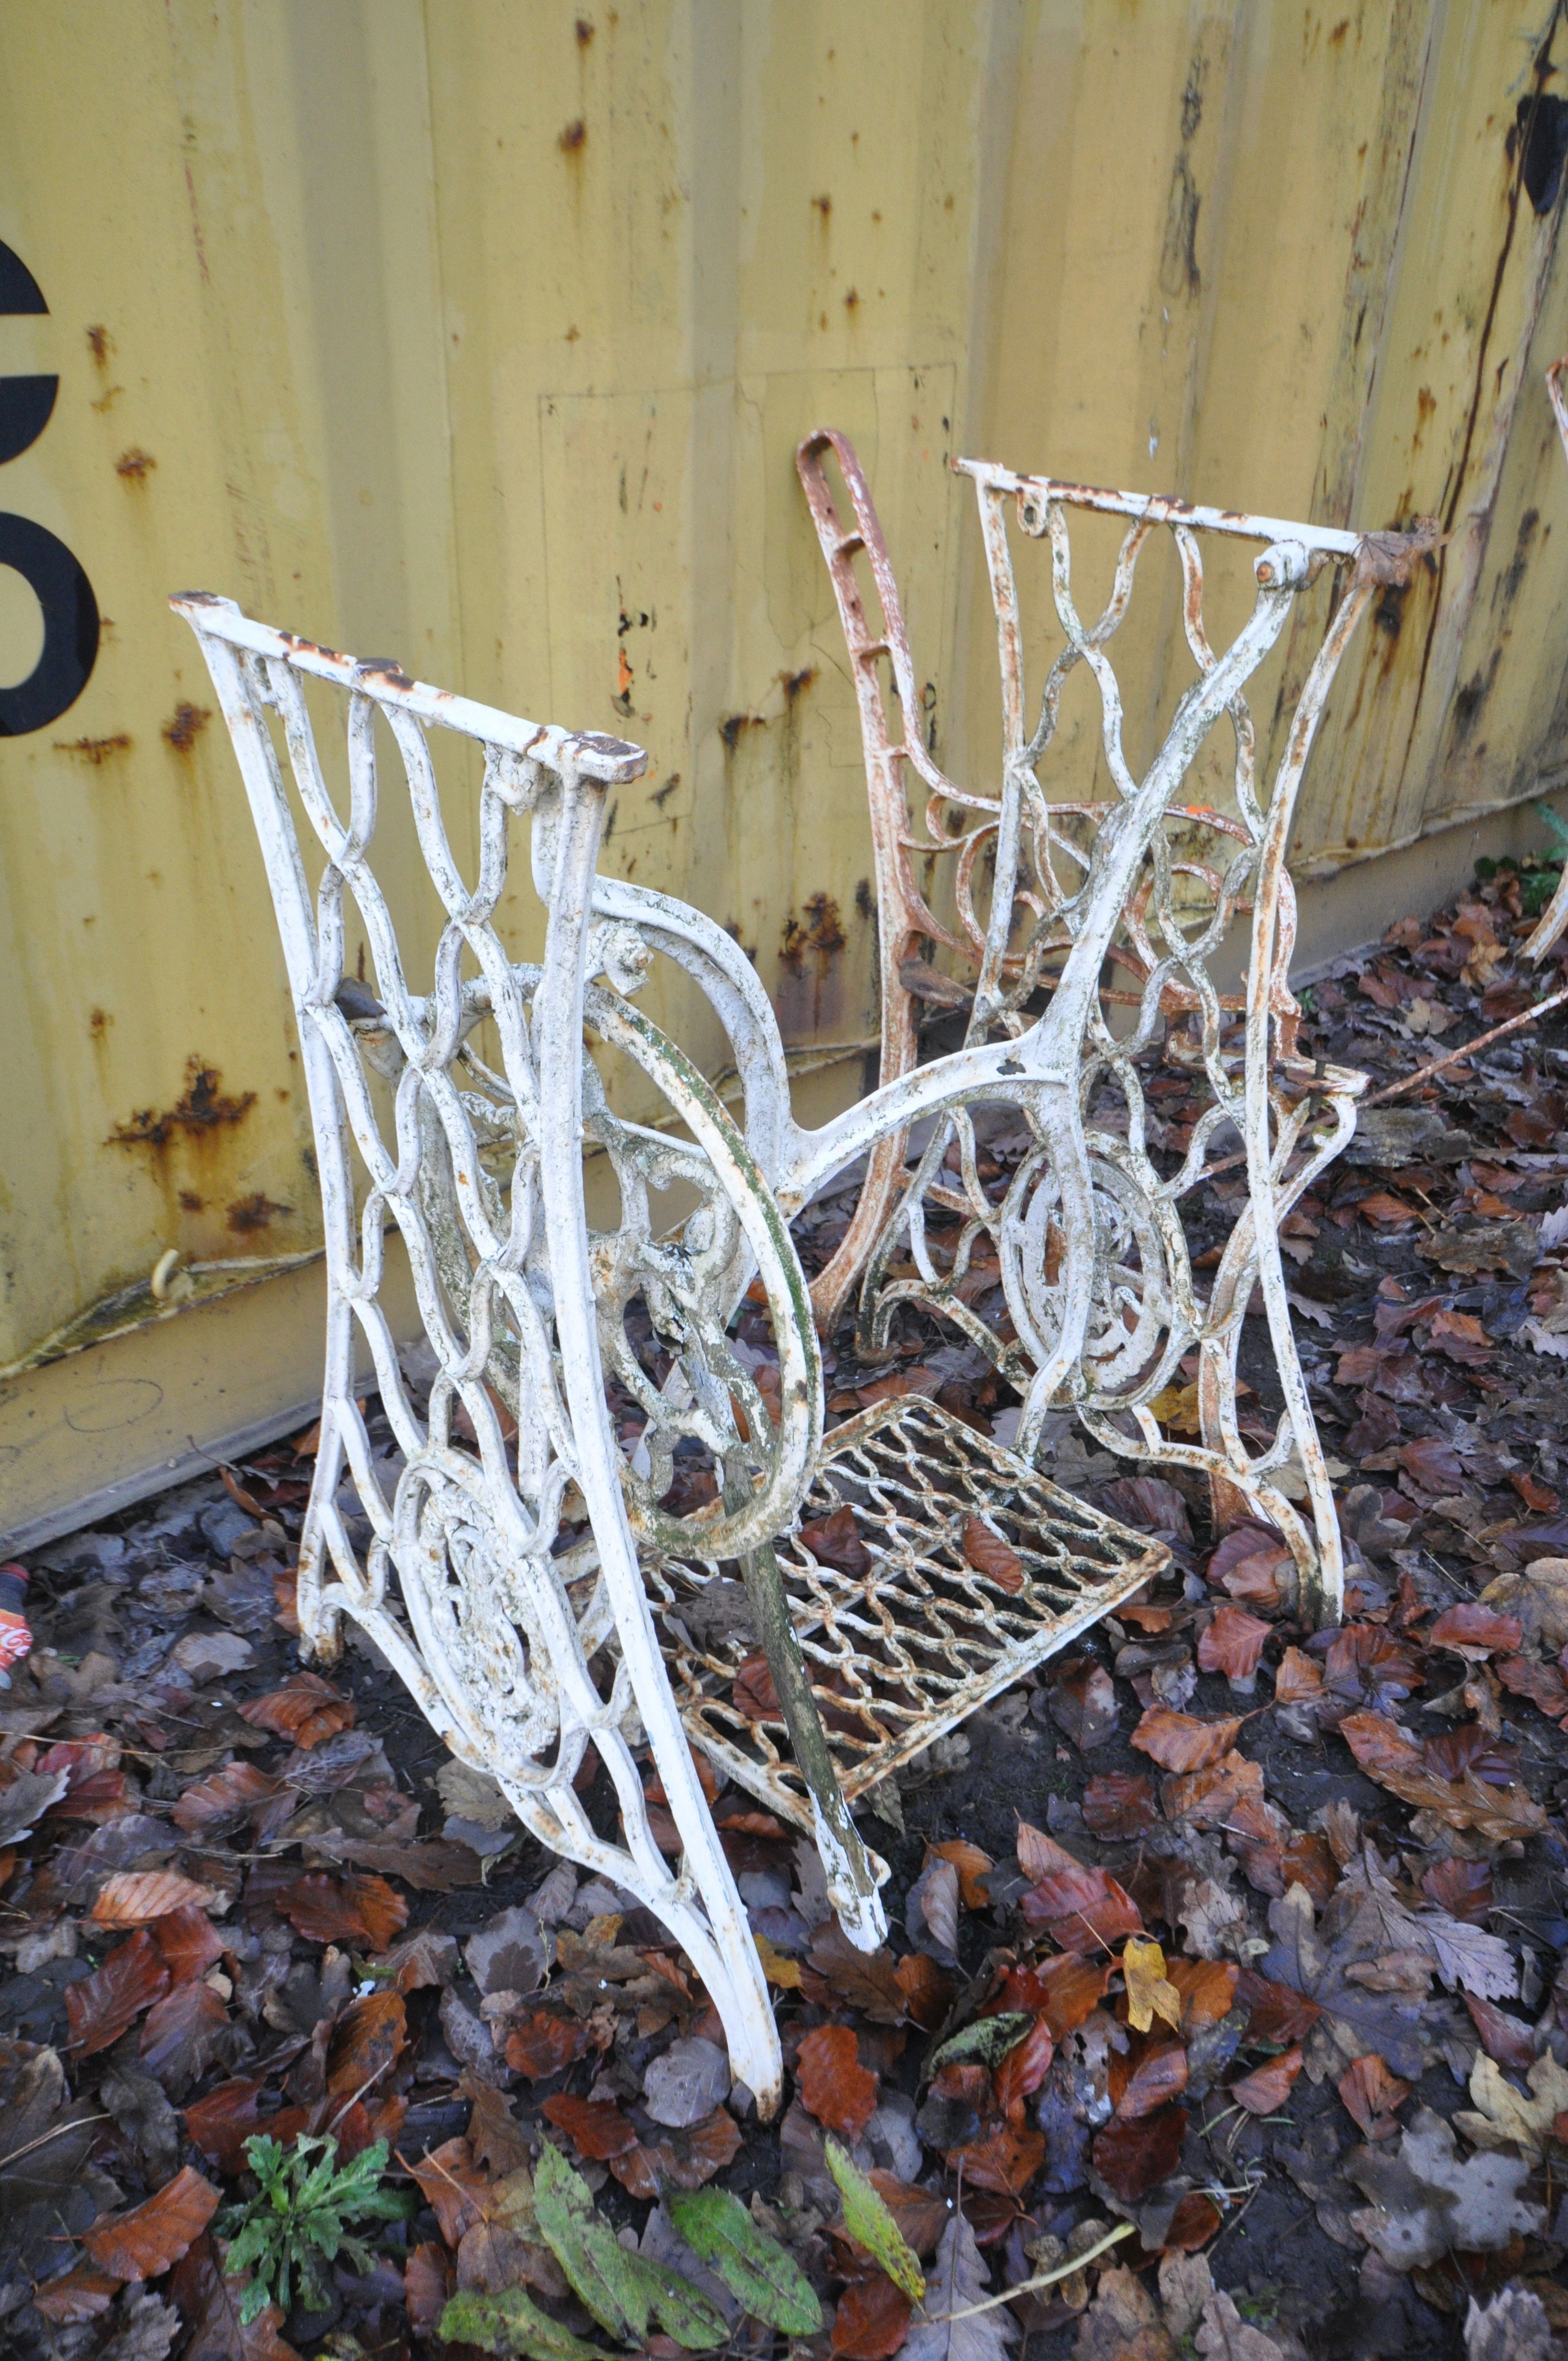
[3,0,1567,1545]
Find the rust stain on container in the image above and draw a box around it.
[559,119,586,153]
[162,701,211,752]
[55,734,131,765]
[226,1191,293,1233]
[107,1059,256,1150]
[115,448,155,481]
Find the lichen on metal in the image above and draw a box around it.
[794,432,1418,1627]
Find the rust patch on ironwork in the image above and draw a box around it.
[559,118,587,153]
[356,659,415,692]
[226,1190,293,1233]
[55,733,130,765]
[162,701,211,752]
[115,448,155,481]
[108,1059,257,1150]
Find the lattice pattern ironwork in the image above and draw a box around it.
[651,1395,1164,1826]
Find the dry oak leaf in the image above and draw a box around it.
[1453,2050,1568,2163]
[1229,2047,1302,2117]
[797,2023,878,2140]
[1130,1707,1244,1773]
[66,1930,171,2057]
[1337,2052,1411,2141]
[90,1872,218,1927]
[961,1515,1025,1596]
[1338,1710,1548,1839]
[236,1670,354,1749]
[1121,1938,1182,2036]
[82,2165,219,2281]
[1197,1608,1270,1687]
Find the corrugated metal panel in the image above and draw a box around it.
[2,0,1566,1541]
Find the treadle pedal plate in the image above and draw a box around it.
[648,1395,1168,1838]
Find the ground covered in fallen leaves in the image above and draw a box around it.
[9,857,1568,2361]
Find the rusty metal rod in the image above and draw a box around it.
[1363,983,1568,1106]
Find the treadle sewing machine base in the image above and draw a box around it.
[650,1395,1168,1843]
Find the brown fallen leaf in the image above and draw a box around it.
[999,1953,1115,2041]
[1427,1604,1524,1660]
[146,1903,226,1988]
[799,1504,873,1577]
[277,1871,407,1950]
[1229,2047,1302,2116]
[66,1930,171,2057]
[894,1950,955,2031]
[805,1923,909,2025]
[236,1671,354,1750]
[1464,1994,1538,2073]
[961,1515,1025,1595]
[90,1871,218,1927]
[140,1981,233,2091]
[82,2164,219,2280]
[183,2079,264,2176]
[1338,2052,1411,2141]
[170,1760,281,1838]
[644,2107,741,2189]
[404,2242,453,2341]
[1082,1771,1161,1839]
[1339,1710,1549,1839]
[1091,2105,1188,2202]
[1131,1707,1244,1772]
[930,1838,993,1908]
[31,2264,121,2325]
[505,2011,592,2079]
[830,2275,912,2358]
[1019,1858,1141,1952]
[406,2136,489,2246]
[325,1989,407,2098]
[1047,1659,1118,1750]
[1197,1606,1270,1689]
[1234,1970,1321,2046]
[797,2023,878,2140]
[1109,2038,1189,2121]
[1166,1957,1238,2031]
[949,2119,1046,2195]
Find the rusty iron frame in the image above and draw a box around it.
[794,432,1414,1623]
[1522,357,1568,964]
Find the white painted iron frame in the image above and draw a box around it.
[793,437,1420,1625]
